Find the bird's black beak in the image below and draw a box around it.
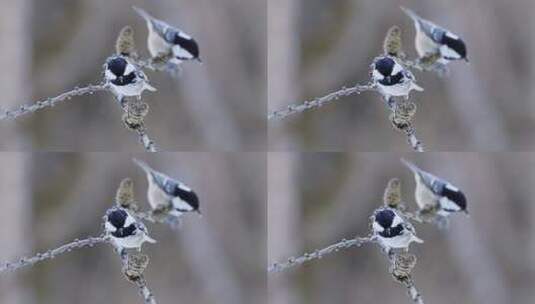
[464,57,470,63]
[196,57,203,64]
[196,209,203,217]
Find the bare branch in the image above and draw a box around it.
[0,84,109,121]
[0,236,109,273]
[268,236,375,273]
[268,83,377,120]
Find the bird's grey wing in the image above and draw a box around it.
[163,27,185,45]
[150,171,181,196]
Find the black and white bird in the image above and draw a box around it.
[104,207,156,252]
[401,7,468,64]
[372,207,423,251]
[133,159,200,217]
[104,55,156,102]
[133,6,201,65]
[401,159,468,217]
[371,56,423,100]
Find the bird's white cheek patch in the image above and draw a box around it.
[172,45,194,59]
[105,221,117,232]
[372,221,384,233]
[440,45,461,59]
[371,69,383,80]
[391,215,403,227]
[105,69,117,80]
[173,198,194,211]
[124,215,136,227]
[124,63,136,75]
[440,197,461,211]
[391,63,403,75]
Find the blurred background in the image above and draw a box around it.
[0,152,266,304]
[0,0,266,151]
[269,0,535,151]
[269,153,535,304]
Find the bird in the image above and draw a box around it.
[104,55,156,104]
[133,158,200,217]
[401,159,468,217]
[371,56,423,101]
[401,7,468,65]
[133,6,201,65]
[104,207,156,252]
[372,207,423,252]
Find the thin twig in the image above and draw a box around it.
[0,83,109,120]
[268,83,377,120]
[0,236,109,273]
[400,277,425,304]
[268,236,375,273]
[134,127,158,152]
[403,125,424,152]
[133,276,158,304]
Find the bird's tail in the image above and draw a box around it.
[144,234,157,244]
[400,6,420,23]
[412,234,424,244]
[132,6,153,22]
[412,82,424,92]
[133,158,153,174]
[400,158,421,174]
[144,82,157,92]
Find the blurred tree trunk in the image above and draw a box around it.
[268,0,302,303]
[0,0,34,303]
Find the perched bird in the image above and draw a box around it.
[401,7,468,64]
[104,55,156,103]
[104,207,156,252]
[401,159,468,216]
[133,159,200,217]
[372,207,423,251]
[371,56,423,100]
[133,6,201,65]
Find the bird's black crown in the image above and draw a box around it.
[375,208,396,228]
[107,208,128,228]
[175,186,200,211]
[374,57,396,77]
[106,56,128,76]
[441,35,467,60]
[442,187,467,211]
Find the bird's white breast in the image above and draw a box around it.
[147,180,171,209]
[415,177,438,209]
[415,31,439,58]
[148,31,172,57]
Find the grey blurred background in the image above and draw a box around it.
[0,0,266,151]
[269,0,535,151]
[269,153,535,304]
[0,152,266,304]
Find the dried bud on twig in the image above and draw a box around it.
[123,253,150,281]
[383,25,405,58]
[116,26,139,59]
[116,178,138,211]
[391,252,417,280]
[383,178,402,209]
